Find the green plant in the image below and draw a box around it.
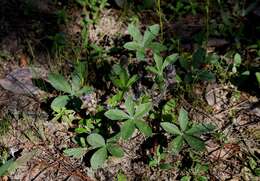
[161,108,215,154]
[0,150,36,176]
[105,96,152,140]
[124,23,166,60]
[87,133,124,169]
[56,7,68,24]
[168,0,198,18]
[231,53,242,74]
[64,133,124,169]
[48,62,93,122]
[248,157,260,177]
[108,64,138,106]
[0,117,11,136]
[179,48,216,83]
[75,117,101,134]
[148,145,172,169]
[146,53,178,89]
[255,72,260,86]
[117,170,127,181]
[181,163,209,181]
[75,0,108,24]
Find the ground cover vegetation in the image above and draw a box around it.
[0,0,259,180]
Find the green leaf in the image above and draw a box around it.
[0,159,15,176]
[90,147,107,169]
[71,72,81,91]
[71,62,87,91]
[148,24,160,35]
[135,120,152,137]
[159,163,173,170]
[143,24,159,46]
[105,109,130,120]
[178,108,189,131]
[234,53,241,67]
[192,48,206,69]
[162,99,176,114]
[48,73,72,93]
[163,54,178,70]
[146,66,159,74]
[179,56,189,70]
[180,176,191,181]
[107,91,124,107]
[117,171,127,181]
[4,150,36,175]
[125,96,134,117]
[123,42,141,51]
[161,122,182,135]
[256,72,260,86]
[148,42,167,53]
[118,68,129,88]
[153,53,163,72]
[169,135,184,154]
[87,133,106,148]
[136,49,146,60]
[126,75,138,88]
[75,61,87,81]
[134,102,152,119]
[127,23,142,42]
[63,147,88,159]
[197,176,208,181]
[185,123,215,136]
[51,95,69,112]
[75,86,93,97]
[107,144,124,157]
[183,135,205,151]
[197,70,215,81]
[121,120,135,140]
[254,168,260,176]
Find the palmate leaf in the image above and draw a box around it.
[121,120,135,140]
[90,147,107,169]
[105,109,130,120]
[134,120,152,137]
[134,102,152,119]
[183,135,205,151]
[63,147,88,159]
[87,133,106,148]
[48,73,72,93]
[178,108,189,131]
[106,143,124,157]
[161,122,182,135]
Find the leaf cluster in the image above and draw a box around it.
[124,24,166,60]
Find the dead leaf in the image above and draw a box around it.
[19,54,28,67]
